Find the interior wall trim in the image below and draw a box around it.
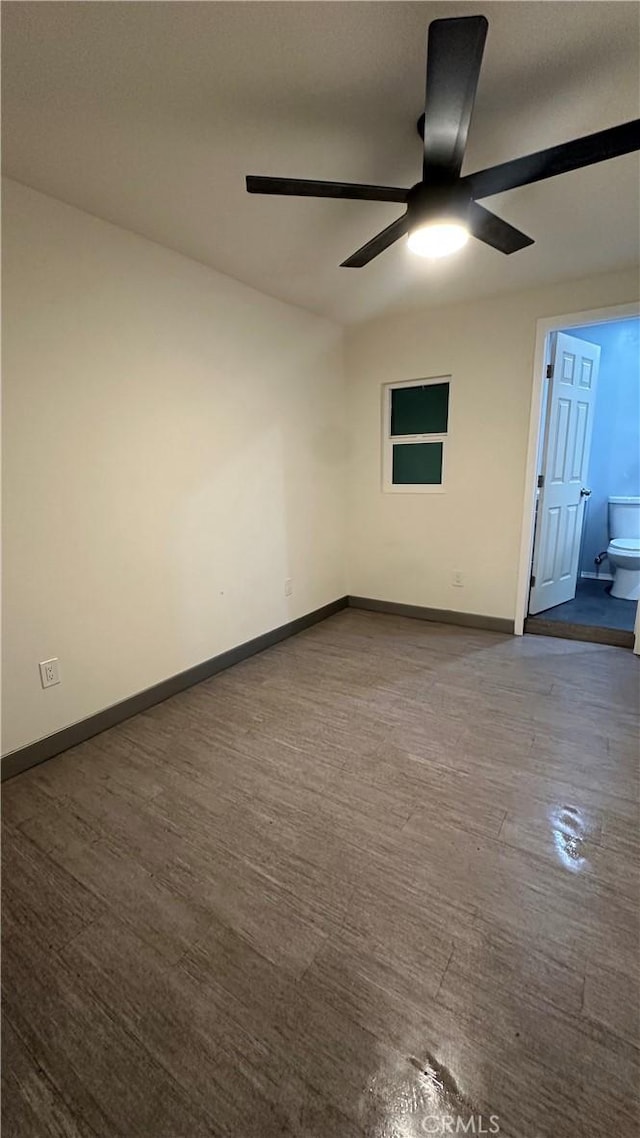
[347,595,515,634]
[1,597,349,782]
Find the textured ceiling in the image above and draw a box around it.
[3,1,639,324]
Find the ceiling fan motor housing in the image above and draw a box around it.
[407,181,472,231]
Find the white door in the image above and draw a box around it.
[529,331,601,615]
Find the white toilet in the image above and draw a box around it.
[607,496,640,601]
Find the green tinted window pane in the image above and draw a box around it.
[391,383,449,436]
[392,442,443,485]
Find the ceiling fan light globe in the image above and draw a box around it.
[407,221,469,258]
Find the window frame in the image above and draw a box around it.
[382,375,451,494]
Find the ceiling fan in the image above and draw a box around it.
[246,14,640,267]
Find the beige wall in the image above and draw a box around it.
[3,177,638,760]
[2,180,346,757]
[345,267,639,620]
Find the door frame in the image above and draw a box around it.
[514,299,640,636]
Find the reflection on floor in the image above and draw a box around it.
[534,578,636,632]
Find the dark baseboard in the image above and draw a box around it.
[1,597,349,782]
[524,616,634,649]
[347,595,515,634]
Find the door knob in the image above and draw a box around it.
[580,487,592,498]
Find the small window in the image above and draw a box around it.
[391,383,449,436]
[383,377,450,492]
[392,441,443,485]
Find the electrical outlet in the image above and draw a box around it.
[39,658,61,688]
[452,570,464,588]
[284,578,293,597]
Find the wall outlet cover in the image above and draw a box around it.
[452,571,464,587]
[39,658,61,688]
[284,578,294,597]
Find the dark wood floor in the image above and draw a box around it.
[2,610,639,1137]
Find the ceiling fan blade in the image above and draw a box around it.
[464,119,640,200]
[469,202,534,254]
[341,215,409,268]
[246,176,409,203]
[422,15,488,180]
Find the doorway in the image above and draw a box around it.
[520,309,640,648]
